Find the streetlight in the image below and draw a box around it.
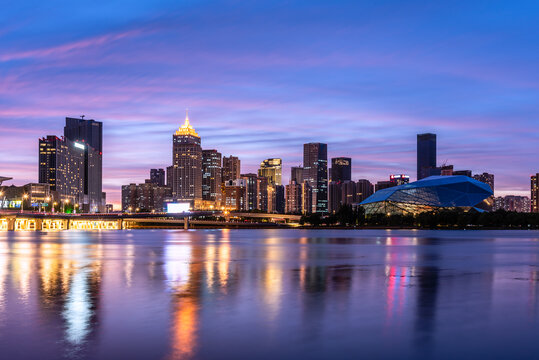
[128,206,132,213]
[74,203,79,214]
[63,199,70,213]
[53,202,58,213]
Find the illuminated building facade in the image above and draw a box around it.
[330,157,351,182]
[494,195,530,212]
[303,143,328,213]
[222,156,241,182]
[361,175,493,216]
[170,112,202,202]
[532,174,539,213]
[240,173,268,212]
[222,179,245,211]
[202,150,222,203]
[285,180,302,214]
[121,180,172,212]
[258,158,282,185]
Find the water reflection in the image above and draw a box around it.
[0,230,538,359]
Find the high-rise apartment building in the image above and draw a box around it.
[170,113,202,201]
[121,181,171,212]
[258,158,282,185]
[417,133,437,180]
[494,195,530,213]
[202,150,222,203]
[303,143,328,213]
[285,180,302,214]
[150,169,166,186]
[222,179,245,211]
[222,156,241,182]
[330,157,351,182]
[532,174,539,213]
[39,136,85,203]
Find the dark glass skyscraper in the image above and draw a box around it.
[64,117,103,212]
[303,143,328,213]
[330,157,351,182]
[417,133,437,180]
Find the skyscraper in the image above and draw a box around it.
[291,166,304,184]
[64,117,103,212]
[258,158,282,185]
[202,149,222,203]
[417,133,437,180]
[355,179,374,203]
[150,169,165,186]
[532,174,539,213]
[222,156,241,182]
[330,157,351,182]
[303,143,328,213]
[170,112,202,202]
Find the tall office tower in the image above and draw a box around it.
[303,143,328,213]
[532,174,539,213]
[202,149,222,203]
[328,181,342,213]
[417,133,437,180]
[241,173,258,211]
[222,156,241,182]
[64,117,103,212]
[355,179,374,203]
[257,176,268,212]
[150,169,165,186]
[285,180,302,214]
[330,157,351,182]
[291,166,304,184]
[170,112,202,202]
[258,158,282,185]
[274,185,285,214]
[39,135,85,205]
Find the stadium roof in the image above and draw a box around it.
[361,175,493,208]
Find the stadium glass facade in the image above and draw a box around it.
[360,176,493,216]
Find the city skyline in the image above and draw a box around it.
[2,1,539,206]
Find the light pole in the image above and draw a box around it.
[74,203,79,214]
[53,202,58,213]
[63,199,70,213]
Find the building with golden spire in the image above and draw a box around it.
[167,111,202,202]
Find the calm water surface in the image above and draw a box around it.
[1,229,539,359]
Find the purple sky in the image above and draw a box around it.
[1,0,538,206]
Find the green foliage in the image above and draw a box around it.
[300,207,539,229]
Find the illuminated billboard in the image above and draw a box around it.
[74,142,85,150]
[167,202,190,213]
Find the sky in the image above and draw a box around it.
[1,0,539,206]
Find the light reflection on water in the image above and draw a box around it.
[0,229,539,359]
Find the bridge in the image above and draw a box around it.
[0,211,301,231]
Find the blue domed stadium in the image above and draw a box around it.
[360,176,493,215]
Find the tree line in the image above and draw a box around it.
[300,205,539,229]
